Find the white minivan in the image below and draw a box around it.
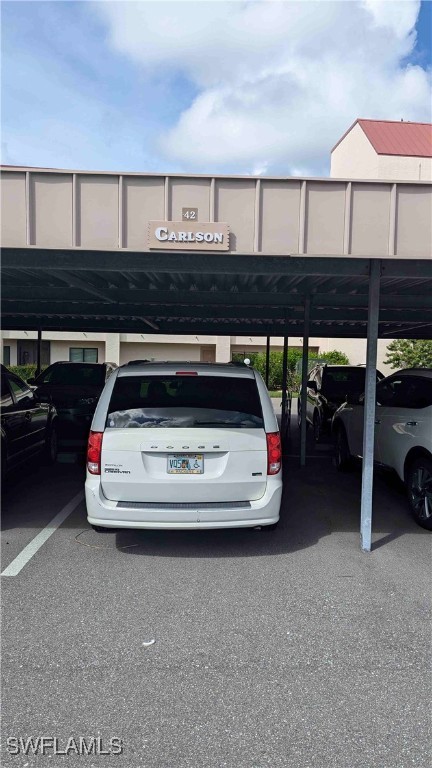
[85,362,282,531]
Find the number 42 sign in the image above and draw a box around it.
[182,207,198,221]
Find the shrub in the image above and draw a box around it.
[233,348,350,391]
[5,364,47,382]
[318,350,350,365]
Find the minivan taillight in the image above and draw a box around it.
[87,431,103,475]
[266,432,281,475]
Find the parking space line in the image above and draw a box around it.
[1,491,84,577]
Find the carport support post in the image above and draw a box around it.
[300,297,311,467]
[36,327,42,377]
[281,335,288,436]
[360,260,381,553]
[265,336,270,387]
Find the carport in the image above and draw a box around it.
[1,168,431,551]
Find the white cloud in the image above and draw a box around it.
[96,0,430,174]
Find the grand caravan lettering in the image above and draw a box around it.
[148,221,229,251]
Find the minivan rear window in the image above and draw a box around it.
[107,375,263,429]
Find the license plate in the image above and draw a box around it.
[167,454,204,474]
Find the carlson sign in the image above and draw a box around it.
[148,221,229,251]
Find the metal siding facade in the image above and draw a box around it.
[305,182,345,255]
[214,179,255,252]
[77,175,119,249]
[123,177,165,250]
[260,180,301,253]
[350,183,391,256]
[1,168,431,260]
[170,178,211,223]
[30,173,73,247]
[1,172,26,246]
[395,185,432,259]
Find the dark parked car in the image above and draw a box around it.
[28,362,117,449]
[1,365,58,476]
[298,364,384,441]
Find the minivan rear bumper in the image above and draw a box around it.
[85,475,282,529]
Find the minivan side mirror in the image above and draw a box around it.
[307,380,318,393]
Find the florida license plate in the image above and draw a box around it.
[167,454,204,474]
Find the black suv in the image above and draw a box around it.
[28,362,117,449]
[298,364,384,441]
[1,365,58,476]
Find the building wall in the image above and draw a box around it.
[2,338,17,366]
[0,329,407,376]
[119,342,202,365]
[377,154,432,181]
[330,123,379,179]
[119,333,218,346]
[331,123,432,181]
[313,338,394,374]
[0,332,107,365]
[1,330,108,343]
[49,340,106,364]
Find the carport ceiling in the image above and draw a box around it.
[2,248,432,339]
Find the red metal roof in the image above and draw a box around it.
[333,119,432,158]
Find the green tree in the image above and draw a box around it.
[385,339,432,370]
[318,350,350,365]
[234,349,313,391]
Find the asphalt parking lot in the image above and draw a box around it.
[1,413,431,768]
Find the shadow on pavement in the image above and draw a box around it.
[1,454,86,532]
[1,418,427,556]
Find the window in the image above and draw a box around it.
[69,348,98,363]
[107,375,264,429]
[3,346,10,367]
[1,376,13,408]
[321,367,380,399]
[40,364,105,386]
[377,376,432,409]
[17,340,50,366]
[8,376,32,403]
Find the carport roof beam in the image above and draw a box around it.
[3,286,432,310]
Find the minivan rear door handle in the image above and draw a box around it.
[374,419,381,425]
[405,421,418,426]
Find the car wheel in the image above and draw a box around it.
[406,456,432,531]
[334,425,352,472]
[91,525,111,533]
[312,412,322,442]
[44,423,58,464]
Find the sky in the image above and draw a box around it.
[1,0,431,176]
